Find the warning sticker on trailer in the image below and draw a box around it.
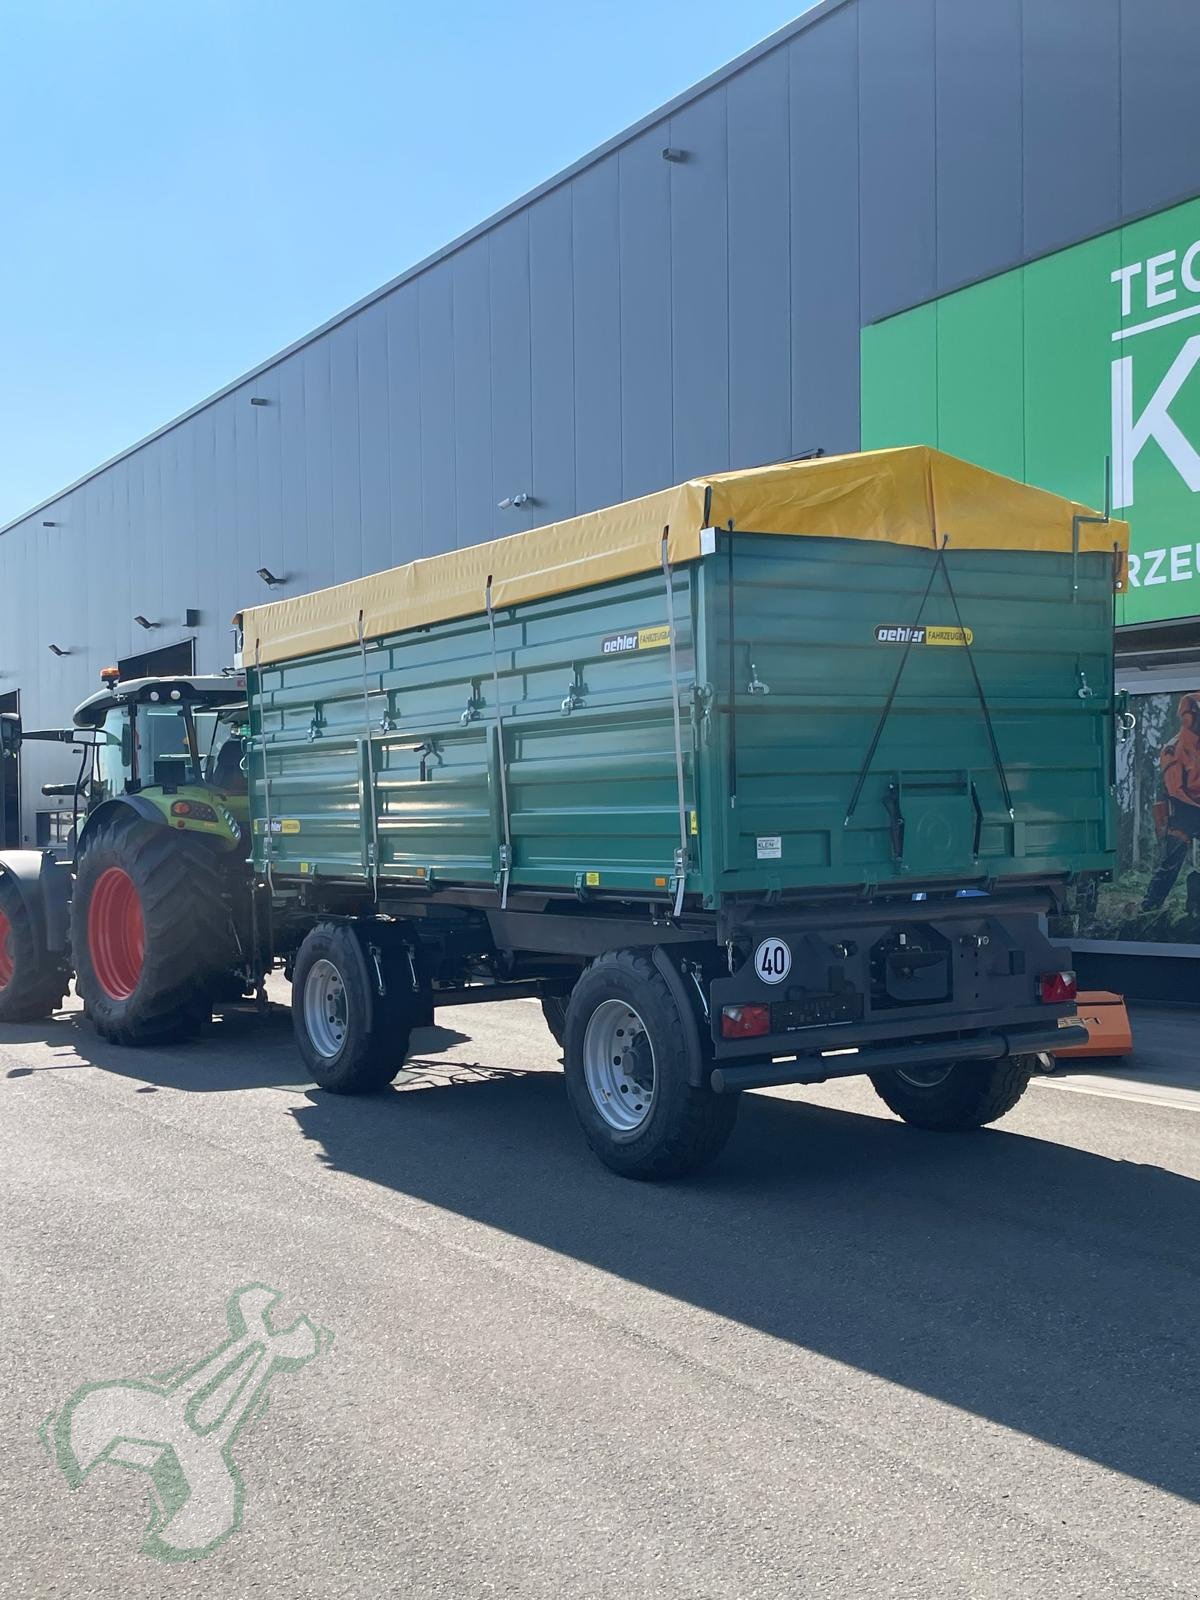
[600,625,672,655]
[756,836,782,860]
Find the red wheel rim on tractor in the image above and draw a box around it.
[88,868,144,999]
[0,909,13,988]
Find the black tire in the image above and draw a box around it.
[541,995,569,1048]
[563,949,738,1180]
[72,815,234,1046]
[870,1054,1035,1130]
[291,922,413,1093]
[0,873,68,1022]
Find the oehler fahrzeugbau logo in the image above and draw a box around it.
[1110,199,1200,618]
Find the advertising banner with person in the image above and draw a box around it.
[1076,689,1200,942]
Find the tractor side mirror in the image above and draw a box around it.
[0,712,19,757]
[120,720,133,769]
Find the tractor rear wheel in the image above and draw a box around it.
[0,873,68,1023]
[72,815,234,1046]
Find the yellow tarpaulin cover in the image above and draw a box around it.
[241,446,1128,667]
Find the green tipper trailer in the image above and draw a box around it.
[239,447,1127,1179]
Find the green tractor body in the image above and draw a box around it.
[0,673,261,1040]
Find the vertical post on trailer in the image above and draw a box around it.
[485,577,514,910]
[357,610,381,902]
[661,530,690,918]
[252,639,275,894]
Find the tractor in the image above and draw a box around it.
[0,670,262,1043]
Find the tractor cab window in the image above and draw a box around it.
[198,712,247,794]
[94,705,197,795]
[93,714,128,802]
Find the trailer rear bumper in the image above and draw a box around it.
[709,1021,1086,1094]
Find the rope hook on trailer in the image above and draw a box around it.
[357,611,382,903]
[485,577,515,910]
[661,529,690,919]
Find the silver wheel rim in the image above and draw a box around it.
[582,999,657,1133]
[304,958,347,1059]
[897,1061,956,1089]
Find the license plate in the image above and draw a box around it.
[770,992,864,1032]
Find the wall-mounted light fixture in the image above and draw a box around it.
[133,615,159,630]
[48,643,70,657]
[250,396,269,407]
[185,608,201,628]
[661,147,688,163]
[497,493,531,511]
[42,519,58,528]
[256,567,286,587]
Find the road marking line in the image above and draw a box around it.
[1034,1076,1200,1114]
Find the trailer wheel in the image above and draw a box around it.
[869,1054,1035,1130]
[291,923,412,1093]
[0,874,68,1023]
[563,949,737,1180]
[73,816,232,1046]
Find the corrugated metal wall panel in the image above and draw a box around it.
[488,214,536,537]
[618,130,673,501]
[669,90,730,482]
[1021,0,1120,259]
[356,301,392,581]
[383,286,422,561]
[571,156,623,515]
[1120,0,1200,219]
[934,0,1023,292]
[417,271,455,557]
[788,5,861,457]
[528,188,576,525]
[727,51,791,470]
[452,241,494,550]
[857,0,937,323]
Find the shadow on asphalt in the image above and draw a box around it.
[291,1063,1200,1507]
[8,1001,1198,1504]
[2,1003,470,1093]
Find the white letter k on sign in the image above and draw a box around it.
[1112,334,1200,510]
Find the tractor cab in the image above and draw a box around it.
[72,671,250,852]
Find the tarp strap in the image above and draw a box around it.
[485,578,514,910]
[933,546,1015,819]
[843,538,947,829]
[252,638,275,893]
[661,531,690,918]
[357,611,381,900]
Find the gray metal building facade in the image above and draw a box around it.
[3,0,1200,837]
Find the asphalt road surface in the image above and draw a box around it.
[2,987,1197,1598]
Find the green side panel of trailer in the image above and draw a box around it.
[246,535,1116,906]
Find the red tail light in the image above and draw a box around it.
[1039,970,1077,1004]
[721,1003,771,1039]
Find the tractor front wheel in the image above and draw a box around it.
[72,816,233,1046]
[0,873,67,1023]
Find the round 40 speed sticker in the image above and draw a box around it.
[754,937,792,985]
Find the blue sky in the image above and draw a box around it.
[0,0,812,525]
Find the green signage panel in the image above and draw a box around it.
[862,194,1200,626]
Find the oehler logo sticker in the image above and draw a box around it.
[601,625,672,655]
[873,624,973,647]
